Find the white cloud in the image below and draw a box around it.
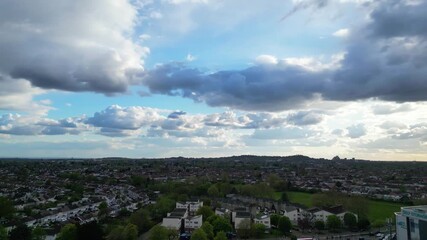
[332,28,350,38]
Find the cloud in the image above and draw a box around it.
[142,61,326,111]
[333,28,350,38]
[372,103,414,115]
[281,0,329,21]
[0,75,52,115]
[346,123,366,138]
[86,105,163,137]
[140,1,427,111]
[0,114,85,136]
[0,0,146,95]
[287,111,324,125]
[251,127,317,140]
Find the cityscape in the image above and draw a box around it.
[1,0,427,239]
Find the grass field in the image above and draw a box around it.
[275,191,407,222]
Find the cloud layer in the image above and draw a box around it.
[141,0,427,111]
[0,0,145,94]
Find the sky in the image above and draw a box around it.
[0,0,427,160]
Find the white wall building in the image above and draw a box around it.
[185,215,203,230]
[395,205,427,240]
[254,214,271,229]
[234,212,251,229]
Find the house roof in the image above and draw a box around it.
[236,211,251,218]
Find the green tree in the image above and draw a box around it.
[314,220,325,231]
[201,222,214,240]
[270,214,280,227]
[250,223,266,238]
[357,216,370,230]
[32,226,46,240]
[211,217,232,234]
[207,185,220,198]
[281,192,289,202]
[343,213,357,229]
[213,231,227,240]
[107,224,138,240]
[278,216,292,234]
[196,206,214,222]
[326,215,342,232]
[56,224,77,240]
[191,228,207,240]
[149,225,168,240]
[98,201,109,220]
[76,222,104,240]
[129,209,153,234]
[0,197,15,219]
[0,225,8,240]
[9,224,32,240]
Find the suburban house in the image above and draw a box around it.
[234,211,252,229]
[254,214,271,229]
[162,200,204,231]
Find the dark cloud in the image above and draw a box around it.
[287,111,323,125]
[143,62,325,112]
[141,1,427,111]
[368,0,427,38]
[168,111,186,119]
[0,0,144,95]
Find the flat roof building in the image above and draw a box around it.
[395,205,427,240]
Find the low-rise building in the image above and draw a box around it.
[254,214,271,229]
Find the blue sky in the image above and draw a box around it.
[1,0,427,160]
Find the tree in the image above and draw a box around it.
[270,214,280,227]
[98,201,109,220]
[0,225,8,240]
[326,215,342,232]
[9,224,32,240]
[211,217,232,234]
[281,192,289,202]
[278,216,292,234]
[32,226,46,240]
[56,224,77,240]
[107,224,138,240]
[213,231,227,240]
[201,222,214,240]
[207,185,220,198]
[129,209,153,234]
[76,222,104,240]
[343,213,357,229]
[0,197,15,219]
[250,223,266,238]
[149,225,168,240]
[314,220,325,231]
[190,228,207,240]
[196,206,214,222]
[357,216,370,231]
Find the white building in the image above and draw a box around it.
[234,212,251,229]
[162,208,187,230]
[254,214,271,229]
[215,208,230,218]
[185,215,203,230]
[395,205,427,240]
[282,206,305,223]
[176,200,203,215]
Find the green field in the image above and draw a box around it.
[275,191,407,222]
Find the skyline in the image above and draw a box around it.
[0,0,427,160]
